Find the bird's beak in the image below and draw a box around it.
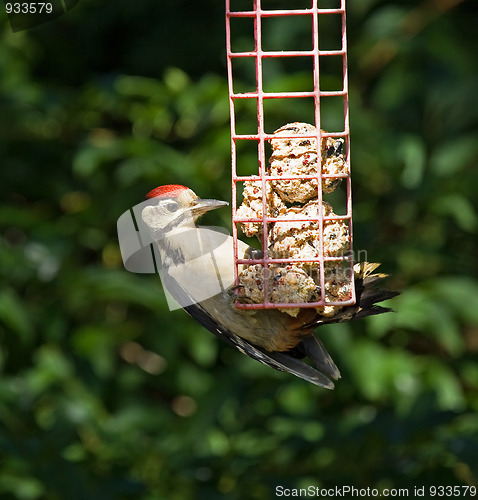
[192,198,229,216]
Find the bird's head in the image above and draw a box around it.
[142,184,228,233]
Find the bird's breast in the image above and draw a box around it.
[158,226,237,304]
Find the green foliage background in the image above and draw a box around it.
[1,0,478,498]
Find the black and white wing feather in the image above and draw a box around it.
[163,267,336,389]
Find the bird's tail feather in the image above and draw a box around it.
[294,335,341,381]
[303,262,398,328]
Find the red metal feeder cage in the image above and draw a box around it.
[226,0,356,313]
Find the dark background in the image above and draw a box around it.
[1,0,477,498]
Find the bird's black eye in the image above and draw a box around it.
[165,201,179,212]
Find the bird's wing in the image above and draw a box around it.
[184,300,336,389]
[161,267,336,389]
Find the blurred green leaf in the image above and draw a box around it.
[0,288,33,340]
[399,134,426,188]
[431,194,478,233]
[424,360,466,411]
[430,135,478,177]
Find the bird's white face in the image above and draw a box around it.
[142,189,199,235]
[142,188,228,235]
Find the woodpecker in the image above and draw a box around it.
[141,184,397,389]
